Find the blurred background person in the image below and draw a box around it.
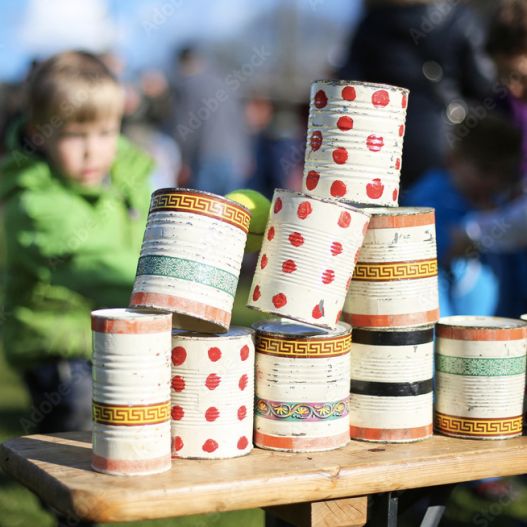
[338,0,496,192]
[169,45,251,194]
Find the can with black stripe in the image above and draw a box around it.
[349,325,434,442]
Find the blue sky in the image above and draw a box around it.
[0,0,362,81]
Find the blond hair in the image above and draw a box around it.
[27,51,124,126]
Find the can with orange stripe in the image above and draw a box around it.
[91,309,172,476]
[130,188,250,333]
[349,326,434,442]
[343,207,439,329]
[170,327,255,459]
[253,319,351,452]
[435,316,527,440]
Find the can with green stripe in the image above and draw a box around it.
[435,316,527,439]
[130,188,251,333]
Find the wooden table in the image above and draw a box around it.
[2,432,527,527]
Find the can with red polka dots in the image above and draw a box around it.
[253,319,352,452]
[170,327,255,459]
[248,189,370,329]
[343,207,439,329]
[130,188,251,333]
[91,309,173,476]
[303,80,409,207]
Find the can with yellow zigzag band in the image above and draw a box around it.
[253,319,352,452]
[343,207,439,329]
[91,308,172,476]
[435,316,527,440]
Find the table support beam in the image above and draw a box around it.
[265,496,368,527]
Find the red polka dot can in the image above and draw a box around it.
[247,189,370,329]
[170,327,255,459]
[304,80,409,207]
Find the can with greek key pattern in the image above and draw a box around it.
[248,189,370,330]
[253,319,351,452]
[343,207,439,329]
[171,327,255,459]
[303,80,409,207]
[349,326,434,442]
[130,188,251,333]
[435,316,527,440]
[91,309,172,476]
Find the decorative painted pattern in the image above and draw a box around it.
[436,355,526,377]
[435,412,522,437]
[255,397,349,422]
[150,191,250,232]
[255,333,351,358]
[353,258,438,281]
[93,401,170,426]
[136,255,237,297]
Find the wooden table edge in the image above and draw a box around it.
[2,433,527,523]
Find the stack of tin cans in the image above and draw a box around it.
[92,189,258,474]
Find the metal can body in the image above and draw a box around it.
[435,316,527,440]
[344,207,439,329]
[248,189,370,330]
[130,188,250,333]
[303,80,409,207]
[91,309,172,476]
[171,327,255,459]
[349,326,434,442]
[254,320,352,452]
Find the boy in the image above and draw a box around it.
[0,51,153,433]
[402,114,522,317]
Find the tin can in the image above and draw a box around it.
[349,326,434,442]
[303,80,409,207]
[254,319,351,452]
[343,207,439,329]
[91,309,172,476]
[248,189,370,329]
[130,188,251,333]
[171,327,254,459]
[435,316,527,440]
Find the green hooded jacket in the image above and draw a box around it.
[0,131,153,369]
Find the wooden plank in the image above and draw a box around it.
[2,432,527,523]
[266,497,368,527]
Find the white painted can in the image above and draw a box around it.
[349,326,434,442]
[435,316,527,439]
[254,319,351,452]
[130,188,250,333]
[344,207,439,329]
[91,309,172,476]
[303,80,409,207]
[248,189,370,329]
[171,327,255,459]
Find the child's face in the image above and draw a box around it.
[44,117,121,187]
[495,54,527,102]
